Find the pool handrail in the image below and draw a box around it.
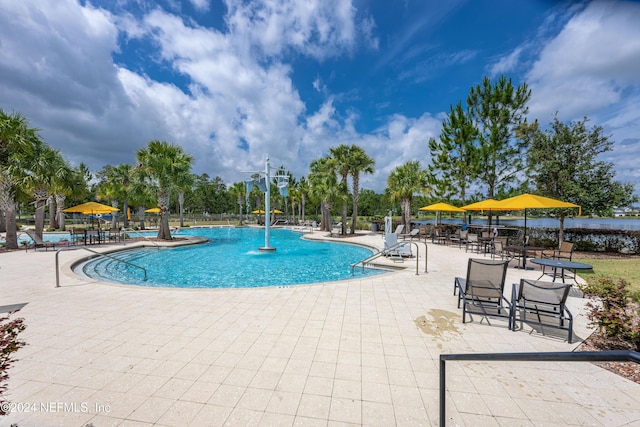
[121,227,160,250]
[55,246,147,288]
[351,240,427,275]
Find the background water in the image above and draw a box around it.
[80,227,383,288]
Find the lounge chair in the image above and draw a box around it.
[454,258,510,325]
[400,228,420,241]
[25,230,56,252]
[510,279,573,343]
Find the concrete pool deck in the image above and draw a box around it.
[1,230,639,426]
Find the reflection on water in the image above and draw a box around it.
[419,217,640,230]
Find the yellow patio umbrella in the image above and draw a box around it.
[493,193,581,239]
[63,201,119,228]
[63,201,119,214]
[419,202,464,225]
[461,199,504,212]
[419,202,465,212]
[145,207,161,213]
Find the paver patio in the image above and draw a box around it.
[1,230,639,426]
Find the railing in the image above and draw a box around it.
[439,350,640,427]
[55,246,147,288]
[351,240,428,275]
[121,228,160,249]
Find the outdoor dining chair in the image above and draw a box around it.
[454,258,510,325]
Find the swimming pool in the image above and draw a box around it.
[80,227,385,288]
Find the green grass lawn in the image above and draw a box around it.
[573,256,640,293]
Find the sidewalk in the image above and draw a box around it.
[1,232,639,426]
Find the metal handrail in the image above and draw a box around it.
[351,240,428,275]
[121,227,160,250]
[55,246,147,288]
[439,350,640,427]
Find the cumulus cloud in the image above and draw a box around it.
[223,0,376,60]
[526,1,640,121]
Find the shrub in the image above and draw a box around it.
[1,314,27,416]
[579,276,640,351]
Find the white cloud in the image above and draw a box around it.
[489,47,523,77]
[526,0,640,122]
[223,0,375,60]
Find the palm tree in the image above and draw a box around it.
[229,181,247,225]
[297,176,309,223]
[23,145,68,240]
[174,171,194,228]
[329,145,351,235]
[48,160,78,231]
[347,146,374,234]
[0,110,41,249]
[387,161,429,232]
[308,156,341,232]
[136,141,193,240]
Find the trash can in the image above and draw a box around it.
[371,222,379,232]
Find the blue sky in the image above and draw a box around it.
[1,0,639,196]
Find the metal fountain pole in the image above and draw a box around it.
[260,156,275,252]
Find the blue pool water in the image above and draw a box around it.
[80,228,384,288]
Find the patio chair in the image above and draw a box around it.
[510,279,573,343]
[449,229,468,248]
[108,228,122,243]
[552,241,574,261]
[465,233,481,253]
[69,228,86,245]
[432,228,447,245]
[25,230,56,252]
[454,258,510,325]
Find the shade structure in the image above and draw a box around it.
[461,199,503,211]
[494,193,581,241]
[145,207,161,213]
[63,201,119,214]
[419,202,465,212]
[419,202,464,225]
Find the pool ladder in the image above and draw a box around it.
[55,246,147,288]
[351,241,428,276]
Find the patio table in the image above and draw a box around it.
[530,258,593,283]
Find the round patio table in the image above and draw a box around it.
[530,258,593,283]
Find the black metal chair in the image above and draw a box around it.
[510,279,573,343]
[454,258,510,325]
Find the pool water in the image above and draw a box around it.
[80,227,385,288]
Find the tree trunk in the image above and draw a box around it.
[34,189,48,239]
[123,201,129,228]
[0,178,18,249]
[402,197,412,232]
[138,206,146,230]
[0,208,5,233]
[157,189,171,240]
[55,194,66,231]
[179,192,185,227]
[341,202,347,235]
[351,176,360,234]
[48,195,57,229]
[110,201,118,229]
[558,214,565,248]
